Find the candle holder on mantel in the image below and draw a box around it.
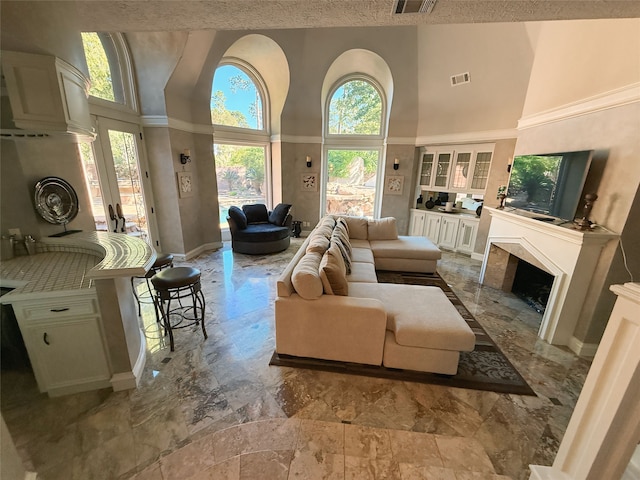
[574,193,598,230]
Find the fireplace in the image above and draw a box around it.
[480,207,618,354]
[512,260,554,314]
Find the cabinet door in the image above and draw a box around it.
[456,219,479,254]
[409,210,426,236]
[433,152,453,189]
[419,153,436,188]
[470,151,493,191]
[438,217,460,249]
[424,214,442,244]
[21,317,110,393]
[450,151,473,190]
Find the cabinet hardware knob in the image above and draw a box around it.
[43,333,50,345]
[50,308,69,312]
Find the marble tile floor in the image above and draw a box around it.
[0,238,593,480]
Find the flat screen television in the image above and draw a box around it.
[505,150,593,221]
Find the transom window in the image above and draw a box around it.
[211,64,264,130]
[328,79,382,136]
[81,32,126,104]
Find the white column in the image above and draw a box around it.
[530,282,640,480]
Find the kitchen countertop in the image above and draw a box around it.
[411,207,481,219]
[0,232,156,303]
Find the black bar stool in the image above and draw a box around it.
[131,253,174,316]
[151,266,207,351]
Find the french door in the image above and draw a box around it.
[80,117,160,249]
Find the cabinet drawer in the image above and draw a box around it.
[15,297,98,321]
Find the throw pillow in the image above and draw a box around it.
[333,222,352,256]
[291,252,324,300]
[242,204,270,224]
[269,203,292,226]
[306,233,330,254]
[228,206,248,230]
[336,217,350,236]
[330,236,352,275]
[342,216,368,240]
[367,217,398,240]
[319,243,348,296]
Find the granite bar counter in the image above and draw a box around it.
[0,232,156,396]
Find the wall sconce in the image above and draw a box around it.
[393,158,400,170]
[180,149,191,164]
[507,157,512,173]
[306,155,312,168]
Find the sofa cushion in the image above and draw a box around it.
[367,217,398,240]
[319,243,348,295]
[336,216,350,236]
[370,236,441,261]
[243,204,270,224]
[291,251,324,300]
[342,216,368,240]
[351,247,375,264]
[348,283,475,352]
[269,203,292,226]
[307,233,330,254]
[346,261,377,283]
[228,206,247,230]
[333,222,352,256]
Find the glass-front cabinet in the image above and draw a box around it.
[418,143,494,194]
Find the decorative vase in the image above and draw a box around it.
[425,197,435,209]
[497,193,506,209]
[292,221,302,238]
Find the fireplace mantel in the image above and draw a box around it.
[480,207,619,353]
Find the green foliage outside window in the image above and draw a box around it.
[81,32,115,101]
[329,80,382,135]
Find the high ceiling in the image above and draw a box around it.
[70,0,640,32]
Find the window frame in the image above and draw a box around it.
[83,32,138,116]
[322,75,387,218]
[211,59,269,137]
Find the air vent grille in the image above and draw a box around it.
[451,72,471,86]
[395,0,437,14]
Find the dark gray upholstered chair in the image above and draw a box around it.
[227,203,292,254]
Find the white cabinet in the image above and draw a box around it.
[438,216,460,250]
[418,144,494,194]
[408,210,426,236]
[409,209,479,255]
[12,293,111,397]
[456,218,479,254]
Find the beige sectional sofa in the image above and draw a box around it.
[275,215,476,375]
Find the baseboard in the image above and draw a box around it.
[132,330,146,387]
[24,472,38,480]
[470,252,484,261]
[568,336,599,358]
[173,242,223,261]
[110,372,138,391]
[528,465,572,479]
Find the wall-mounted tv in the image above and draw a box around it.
[505,150,593,221]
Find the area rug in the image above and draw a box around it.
[270,271,536,396]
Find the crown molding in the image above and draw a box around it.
[416,128,517,146]
[518,83,640,130]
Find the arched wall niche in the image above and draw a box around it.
[221,35,290,136]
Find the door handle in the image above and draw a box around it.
[116,203,126,233]
[108,204,118,232]
[43,332,50,345]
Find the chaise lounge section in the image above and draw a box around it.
[275,215,475,375]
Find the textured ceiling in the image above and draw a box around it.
[71,0,640,32]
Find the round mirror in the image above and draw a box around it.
[34,177,79,225]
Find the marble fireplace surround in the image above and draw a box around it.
[479,207,618,355]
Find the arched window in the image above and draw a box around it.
[323,76,386,218]
[212,62,270,229]
[81,32,128,105]
[328,79,382,135]
[212,64,265,130]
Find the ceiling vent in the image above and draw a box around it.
[451,72,471,86]
[395,0,437,14]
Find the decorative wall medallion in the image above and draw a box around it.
[384,175,404,195]
[177,171,193,198]
[301,173,318,192]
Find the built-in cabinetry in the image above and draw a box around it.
[13,293,111,396]
[409,209,479,255]
[418,143,494,194]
